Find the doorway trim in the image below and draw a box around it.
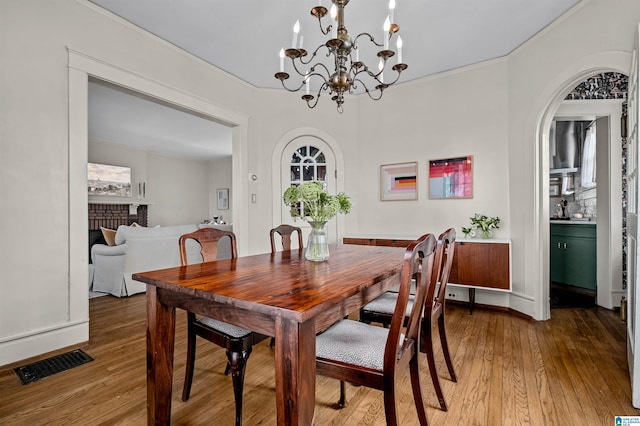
[531,51,630,320]
[68,48,250,325]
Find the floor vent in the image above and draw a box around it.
[14,349,93,385]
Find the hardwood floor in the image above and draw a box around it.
[1,295,638,425]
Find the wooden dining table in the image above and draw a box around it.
[133,243,406,426]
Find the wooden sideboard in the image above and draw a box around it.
[343,235,511,313]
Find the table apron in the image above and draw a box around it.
[157,288,276,337]
[313,274,398,333]
[155,273,397,338]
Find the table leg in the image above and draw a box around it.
[274,317,316,426]
[147,286,176,426]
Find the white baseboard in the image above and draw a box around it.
[509,292,537,319]
[445,286,536,318]
[0,321,89,367]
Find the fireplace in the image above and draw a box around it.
[88,203,148,262]
[88,203,147,229]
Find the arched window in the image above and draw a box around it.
[278,136,337,241]
[289,144,327,183]
[288,144,328,217]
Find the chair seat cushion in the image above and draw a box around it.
[198,317,253,338]
[317,320,397,371]
[362,292,415,317]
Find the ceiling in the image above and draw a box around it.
[87,0,580,159]
[88,80,232,160]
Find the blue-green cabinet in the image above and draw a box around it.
[550,223,596,292]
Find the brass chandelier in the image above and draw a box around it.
[274,0,407,113]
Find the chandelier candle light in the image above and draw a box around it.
[274,0,407,113]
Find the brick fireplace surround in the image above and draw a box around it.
[88,203,148,230]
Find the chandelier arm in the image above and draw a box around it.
[304,92,322,109]
[279,79,309,94]
[289,58,309,78]
[361,84,385,101]
[298,45,329,66]
[310,5,332,35]
[352,77,375,96]
[289,58,330,81]
[356,66,385,86]
[353,32,385,49]
[318,22,332,36]
[308,63,333,80]
[381,69,405,87]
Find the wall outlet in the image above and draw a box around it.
[447,292,457,298]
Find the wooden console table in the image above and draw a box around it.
[343,235,511,313]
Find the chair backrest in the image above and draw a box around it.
[270,224,303,253]
[384,233,437,373]
[428,228,456,309]
[178,228,238,266]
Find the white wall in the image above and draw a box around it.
[89,139,216,226]
[355,59,510,237]
[145,152,210,226]
[88,139,147,188]
[3,0,640,365]
[247,90,360,255]
[209,157,233,222]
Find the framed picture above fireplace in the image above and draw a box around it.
[88,162,132,197]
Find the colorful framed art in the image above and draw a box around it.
[428,156,473,199]
[380,162,418,201]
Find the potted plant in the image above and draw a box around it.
[469,213,500,239]
[283,181,351,261]
[461,226,475,239]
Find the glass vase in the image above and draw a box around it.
[306,221,330,262]
[481,229,492,239]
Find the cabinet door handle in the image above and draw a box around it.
[557,242,561,249]
[563,242,567,250]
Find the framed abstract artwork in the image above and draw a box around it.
[380,162,418,201]
[428,156,473,199]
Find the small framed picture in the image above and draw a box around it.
[380,162,418,201]
[217,188,229,210]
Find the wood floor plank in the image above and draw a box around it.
[533,320,577,426]
[1,296,640,425]
[486,313,504,425]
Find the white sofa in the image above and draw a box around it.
[91,223,233,297]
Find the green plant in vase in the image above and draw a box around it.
[283,181,351,261]
[461,226,475,239]
[469,213,500,239]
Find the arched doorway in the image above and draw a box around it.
[271,128,346,243]
[531,52,630,321]
[279,137,338,242]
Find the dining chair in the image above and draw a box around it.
[359,228,457,411]
[179,227,267,426]
[269,224,303,347]
[315,233,437,426]
[270,224,303,253]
